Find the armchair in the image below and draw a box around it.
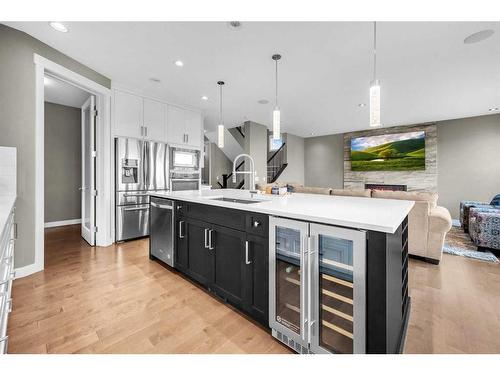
[469,207,500,250]
[460,195,500,233]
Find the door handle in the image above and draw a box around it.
[204,228,209,248]
[179,221,185,238]
[208,229,214,250]
[245,240,251,265]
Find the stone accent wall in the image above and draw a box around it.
[343,123,437,192]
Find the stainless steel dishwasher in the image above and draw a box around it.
[149,197,174,267]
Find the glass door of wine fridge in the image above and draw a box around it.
[269,217,309,349]
[309,223,366,354]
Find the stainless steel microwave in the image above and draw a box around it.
[169,147,200,171]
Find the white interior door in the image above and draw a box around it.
[81,95,96,246]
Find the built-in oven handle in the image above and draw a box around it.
[123,193,150,198]
[123,206,149,211]
[150,202,173,210]
[170,178,200,182]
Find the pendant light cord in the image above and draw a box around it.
[275,59,278,108]
[219,83,223,124]
[373,21,377,81]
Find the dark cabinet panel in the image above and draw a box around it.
[174,217,188,273]
[185,218,213,286]
[244,234,269,325]
[211,224,246,306]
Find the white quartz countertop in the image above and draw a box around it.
[150,189,414,233]
[0,195,16,238]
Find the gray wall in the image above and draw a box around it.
[304,134,344,188]
[44,102,82,223]
[277,133,305,185]
[0,24,110,268]
[209,142,232,189]
[244,121,267,188]
[437,114,500,219]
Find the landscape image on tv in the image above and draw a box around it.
[350,131,425,171]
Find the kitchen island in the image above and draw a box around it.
[149,189,414,354]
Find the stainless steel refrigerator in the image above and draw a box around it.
[115,137,168,241]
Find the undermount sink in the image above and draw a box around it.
[208,197,266,204]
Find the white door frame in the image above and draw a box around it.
[28,54,113,277]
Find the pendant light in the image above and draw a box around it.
[272,54,281,140]
[370,22,381,127]
[217,81,225,148]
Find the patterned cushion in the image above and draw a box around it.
[469,207,500,250]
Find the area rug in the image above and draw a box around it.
[443,224,499,263]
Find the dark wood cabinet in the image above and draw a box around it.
[171,200,269,326]
[174,217,188,273]
[185,217,213,286]
[243,234,269,325]
[211,224,246,306]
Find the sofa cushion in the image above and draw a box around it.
[331,188,372,198]
[293,186,332,195]
[372,190,438,208]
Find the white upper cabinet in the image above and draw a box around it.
[114,90,143,139]
[166,105,187,145]
[143,98,165,141]
[184,109,202,148]
[166,105,203,149]
[114,89,203,148]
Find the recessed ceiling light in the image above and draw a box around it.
[201,96,208,101]
[358,103,366,108]
[464,29,495,44]
[174,60,184,67]
[488,107,499,112]
[258,99,269,104]
[43,77,51,85]
[227,21,242,30]
[310,132,315,136]
[49,22,68,33]
[149,78,161,83]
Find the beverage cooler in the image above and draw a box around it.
[269,217,366,354]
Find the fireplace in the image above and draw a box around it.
[365,183,407,191]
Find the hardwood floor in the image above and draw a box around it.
[8,225,290,354]
[7,225,500,353]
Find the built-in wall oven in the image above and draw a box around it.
[169,147,201,191]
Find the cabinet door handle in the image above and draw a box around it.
[145,126,148,137]
[186,134,189,144]
[140,126,143,136]
[204,228,209,248]
[179,221,185,238]
[208,229,214,250]
[245,241,251,265]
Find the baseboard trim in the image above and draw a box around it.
[44,219,81,228]
[14,261,44,279]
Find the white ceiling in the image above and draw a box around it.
[6,21,500,137]
[44,75,90,108]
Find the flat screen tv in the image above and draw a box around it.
[350,131,425,171]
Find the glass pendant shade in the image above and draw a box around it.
[273,107,281,140]
[217,124,224,148]
[369,79,381,127]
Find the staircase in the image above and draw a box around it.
[205,126,244,162]
[267,142,287,183]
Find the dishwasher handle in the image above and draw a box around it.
[151,201,173,210]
